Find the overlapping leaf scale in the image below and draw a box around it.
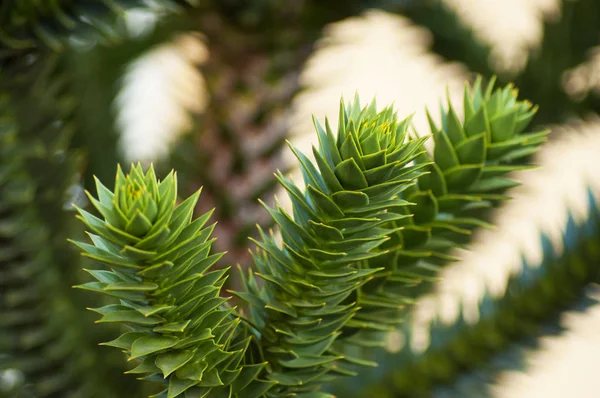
[233,97,427,396]
[422,76,547,240]
[331,188,600,397]
[71,164,267,398]
[354,79,549,329]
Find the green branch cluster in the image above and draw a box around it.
[237,97,429,393]
[337,78,548,362]
[71,165,271,398]
[70,77,554,397]
[331,190,600,397]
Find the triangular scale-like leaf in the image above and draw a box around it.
[455,132,486,165]
[307,220,344,241]
[137,261,174,278]
[463,83,476,121]
[361,149,386,170]
[425,108,439,135]
[324,117,343,165]
[100,332,145,350]
[494,145,542,162]
[288,143,328,194]
[130,335,179,359]
[307,185,344,218]
[154,320,192,333]
[196,368,223,387]
[264,298,299,318]
[464,106,489,139]
[233,362,267,394]
[468,177,520,192]
[445,101,466,145]
[334,158,368,190]
[168,377,198,398]
[278,355,342,368]
[363,162,400,185]
[331,190,369,209]
[97,310,164,326]
[433,131,460,171]
[490,108,518,142]
[120,244,157,261]
[127,302,175,317]
[176,359,208,381]
[156,350,195,377]
[418,163,447,197]
[77,282,144,300]
[104,282,158,292]
[173,328,214,350]
[359,130,381,154]
[443,164,483,189]
[408,190,438,224]
[125,356,161,374]
[125,210,153,236]
[237,380,277,398]
[267,368,330,387]
[307,248,346,262]
[313,116,335,166]
[312,147,344,193]
[514,105,537,134]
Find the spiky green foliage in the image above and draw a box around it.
[70,164,275,398]
[70,80,552,397]
[342,77,548,341]
[235,97,430,395]
[331,189,600,397]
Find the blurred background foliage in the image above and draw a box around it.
[2,0,600,397]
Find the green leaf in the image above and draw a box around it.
[307,221,344,241]
[104,282,158,292]
[455,132,486,165]
[468,177,521,192]
[464,106,489,138]
[100,332,145,350]
[175,360,208,381]
[313,147,345,193]
[307,185,345,218]
[156,350,195,377]
[408,191,438,224]
[196,368,224,387]
[334,158,368,190]
[125,209,153,236]
[130,335,179,359]
[418,163,447,197]
[433,131,460,171]
[490,108,518,142]
[444,101,466,145]
[278,355,342,368]
[237,380,277,398]
[168,377,198,398]
[443,164,483,189]
[331,190,369,209]
[154,320,192,333]
[97,310,164,325]
[125,357,161,374]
